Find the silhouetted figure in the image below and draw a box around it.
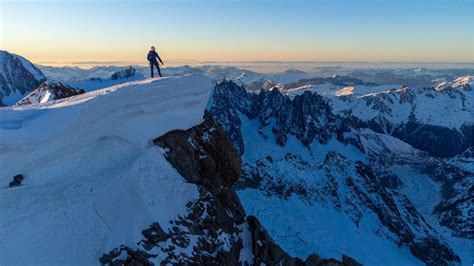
[147,46,164,78]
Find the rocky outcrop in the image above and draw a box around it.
[15,81,85,106]
[209,80,342,155]
[100,112,359,265]
[8,174,24,187]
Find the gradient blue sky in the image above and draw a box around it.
[1,0,473,65]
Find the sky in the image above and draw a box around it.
[1,0,473,66]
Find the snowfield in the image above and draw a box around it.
[0,75,212,265]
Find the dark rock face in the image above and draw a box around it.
[100,113,359,265]
[209,80,342,155]
[392,121,471,158]
[8,174,24,187]
[208,80,249,155]
[99,246,155,266]
[0,50,46,104]
[15,81,85,106]
[246,215,302,265]
[154,112,241,192]
[46,82,85,99]
[434,148,474,239]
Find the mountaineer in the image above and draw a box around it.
[147,46,164,78]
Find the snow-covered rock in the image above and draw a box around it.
[208,80,472,265]
[452,75,473,91]
[0,50,46,105]
[14,81,85,106]
[331,84,473,157]
[243,75,472,157]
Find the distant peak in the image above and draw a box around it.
[283,68,306,74]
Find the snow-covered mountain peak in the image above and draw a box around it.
[0,50,44,81]
[283,68,306,74]
[0,50,46,105]
[433,75,473,91]
[452,75,473,89]
[335,86,354,96]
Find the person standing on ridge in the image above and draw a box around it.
[147,46,164,78]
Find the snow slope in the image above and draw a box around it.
[0,75,212,265]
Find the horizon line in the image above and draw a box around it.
[35,60,474,65]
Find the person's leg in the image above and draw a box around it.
[157,64,162,77]
[150,63,154,78]
[152,61,161,77]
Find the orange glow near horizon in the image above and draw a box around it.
[2,1,473,66]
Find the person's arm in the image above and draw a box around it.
[156,52,164,65]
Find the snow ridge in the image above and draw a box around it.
[0,75,212,264]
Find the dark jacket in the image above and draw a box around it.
[147,51,163,65]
